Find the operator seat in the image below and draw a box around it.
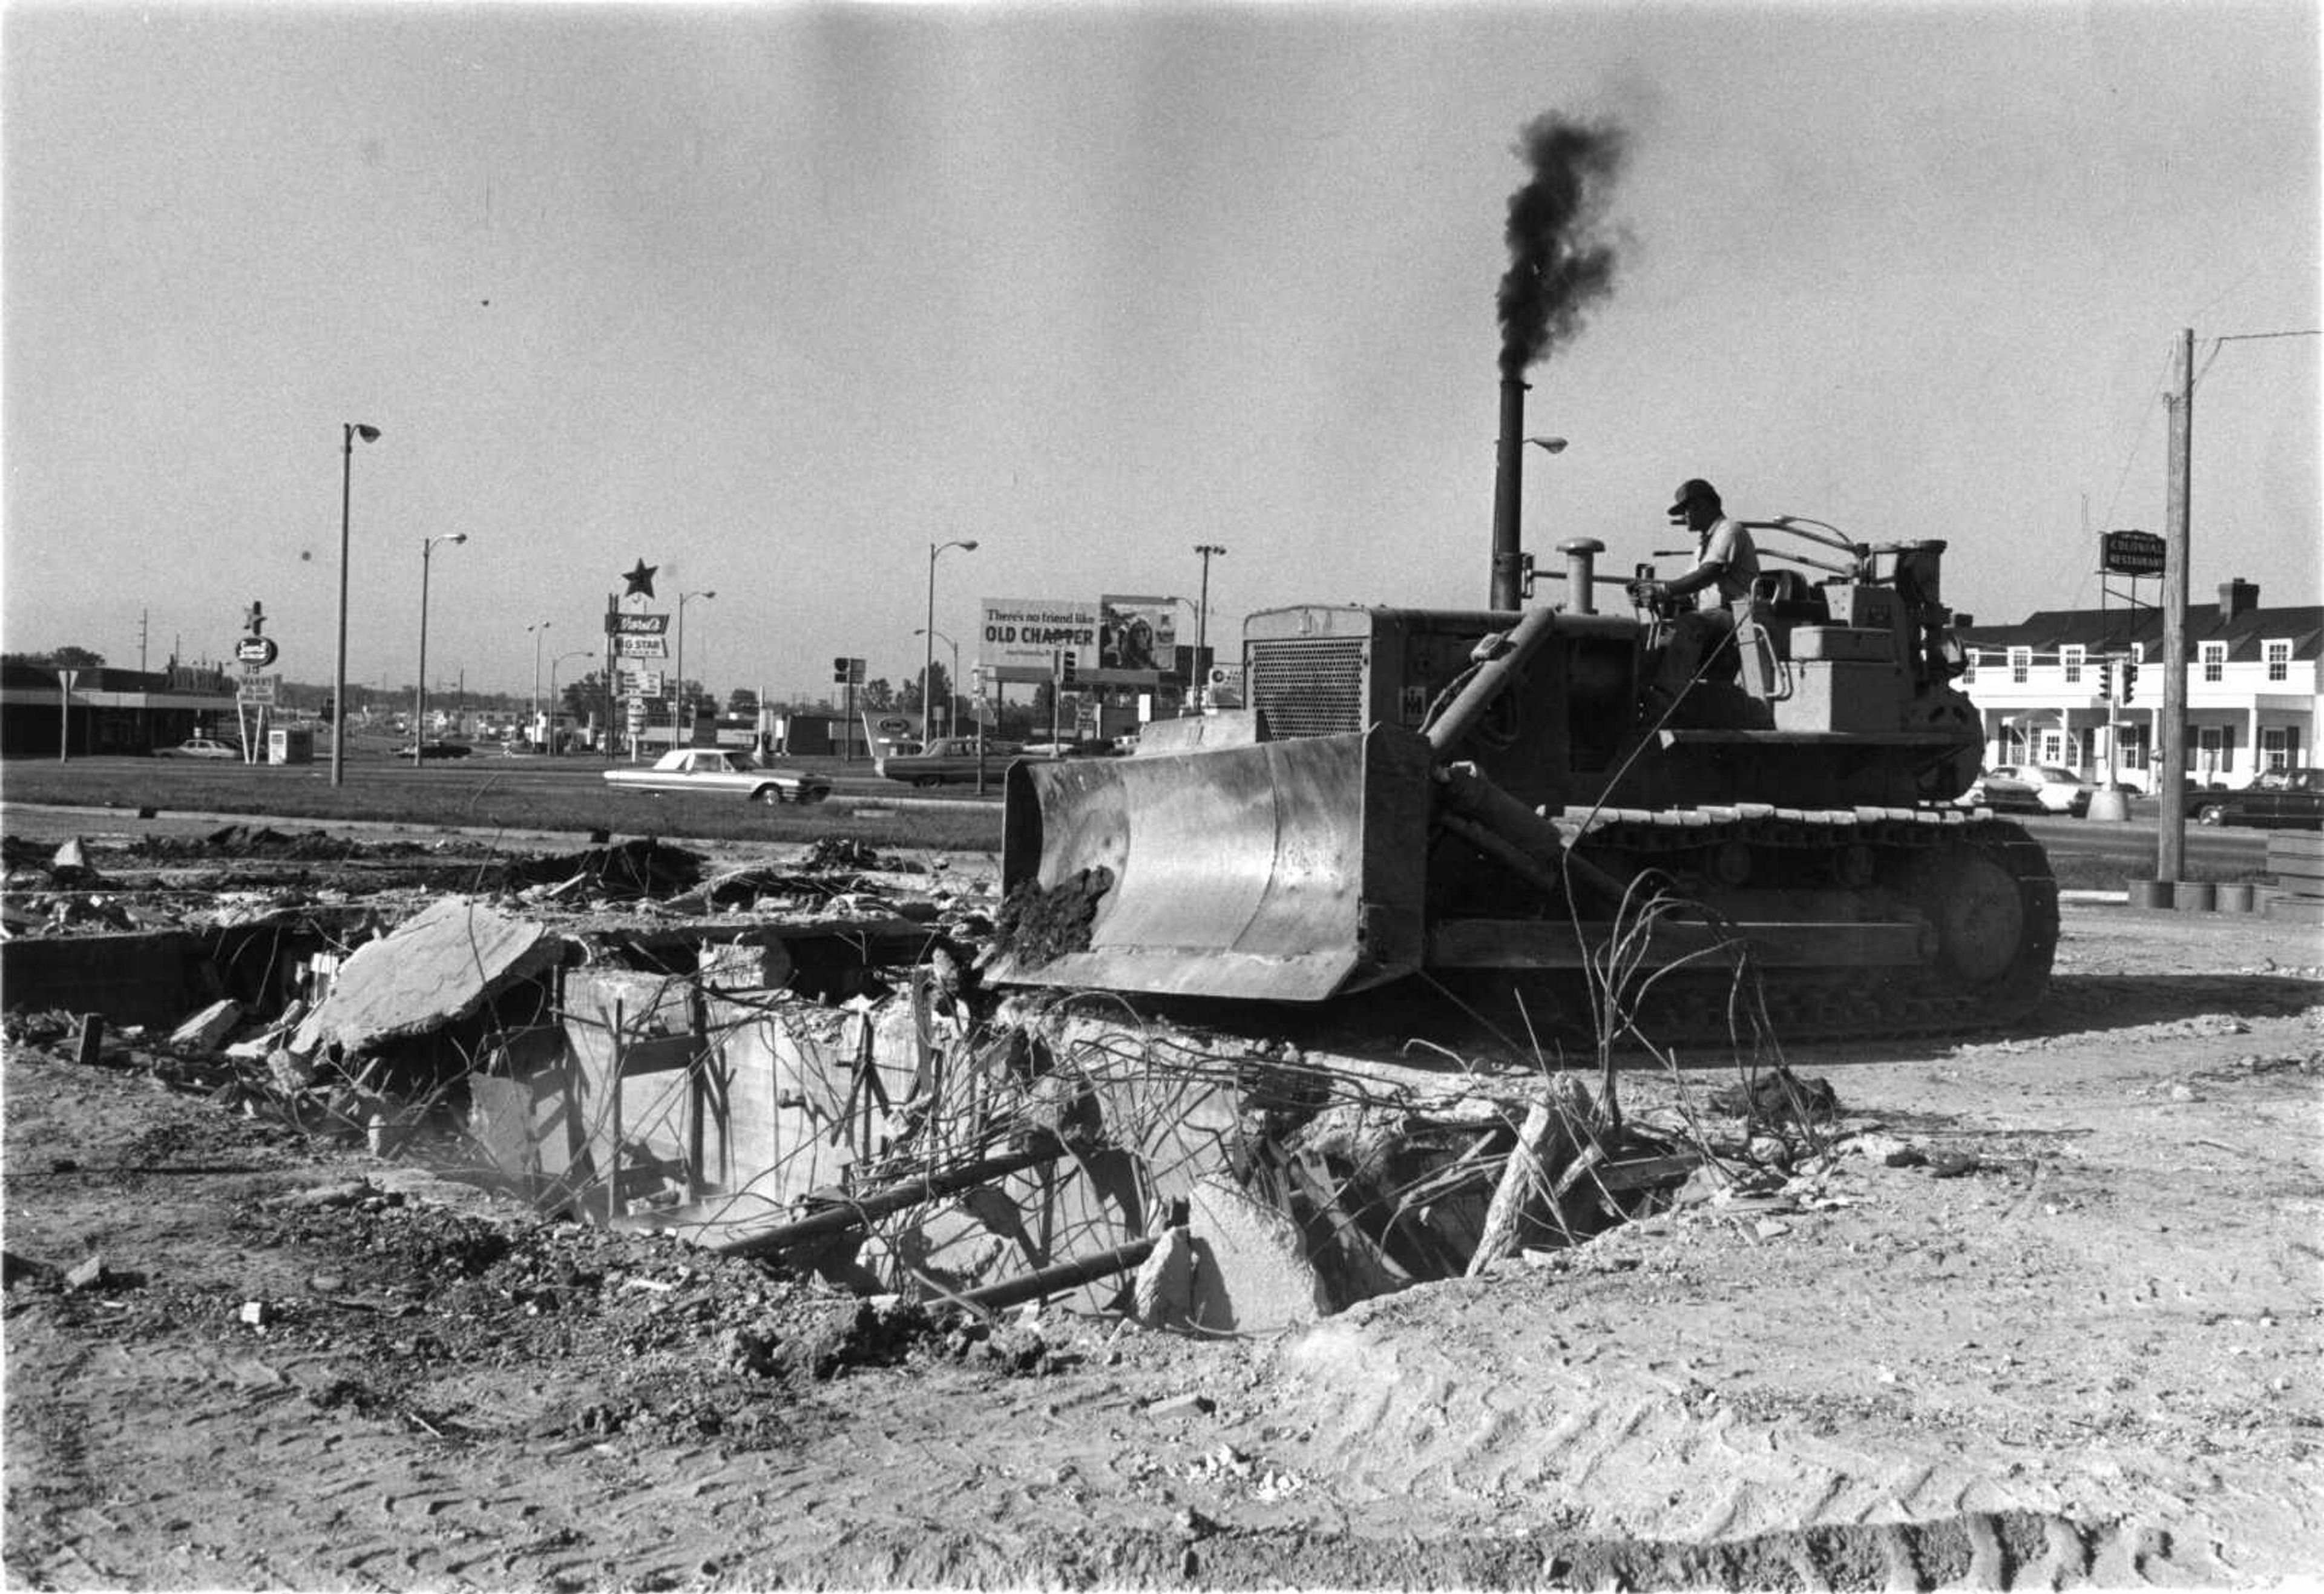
[1733,568,1831,700]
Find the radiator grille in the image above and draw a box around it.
[1249,637,1368,739]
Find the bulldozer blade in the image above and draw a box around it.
[988,725,1437,1002]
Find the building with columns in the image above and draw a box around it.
[1958,578,2322,791]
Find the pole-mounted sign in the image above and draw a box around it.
[2101,529,2166,578]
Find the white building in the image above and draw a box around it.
[1959,579,2321,791]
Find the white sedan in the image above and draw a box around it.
[603,747,833,806]
[1959,764,2093,817]
[158,736,241,759]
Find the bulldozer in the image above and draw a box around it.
[984,522,2057,1041]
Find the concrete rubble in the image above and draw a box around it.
[1,831,1822,1327]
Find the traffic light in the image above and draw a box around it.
[833,656,850,683]
[2121,655,2139,704]
[1058,650,1078,687]
[2098,659,2113,703]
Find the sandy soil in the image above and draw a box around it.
[5,895,2322,1590]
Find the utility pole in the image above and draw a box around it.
[1193,542,1225,712]
[2156,327,2193,888]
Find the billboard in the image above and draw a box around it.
[1098,594,1178,673]
[982,598,1101,668]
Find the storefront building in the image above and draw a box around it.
[0,662,241,757]
[1959,579,2321,790]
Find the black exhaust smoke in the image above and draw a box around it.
[1489,114,1626,610]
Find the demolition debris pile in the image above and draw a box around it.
[0,826,1856,1332]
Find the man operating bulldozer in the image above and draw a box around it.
[1633,476,1761,717]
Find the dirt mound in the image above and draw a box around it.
[7,895,2323,1589]
[131,823,358,861]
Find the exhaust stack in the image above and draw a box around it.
[1489,111,1625,611]
[1489,375,1528,610]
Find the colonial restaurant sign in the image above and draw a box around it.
[2101,529,2166,578]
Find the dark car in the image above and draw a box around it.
[2186,767,2324,830]
[399,740,474,761]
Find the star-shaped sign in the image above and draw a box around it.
[622,559,659,599]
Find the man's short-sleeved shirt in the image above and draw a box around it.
[1695,516,1761,607]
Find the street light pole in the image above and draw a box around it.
[1525,435,1571,608]
[924,539,979,745]
[415,532,467,754]
[914,627,959,736]
[527,621,551,749]
[675,590,715,748]
[332,423,381,786]
[1193,543,1226,710]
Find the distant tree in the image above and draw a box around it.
[993,700,1038,742]
[917,660,954,716]
[4,645,107,670]
[562,670,610,721]
[727,687,759,717]
[905,660,963,732]
[862,677,896,713]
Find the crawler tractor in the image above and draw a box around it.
[985,525,2057,1040]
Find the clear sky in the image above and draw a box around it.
[5,0,2317,706]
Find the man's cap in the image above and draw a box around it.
[1666,478,1720,517]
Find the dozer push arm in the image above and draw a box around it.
[1422,607,1560,757]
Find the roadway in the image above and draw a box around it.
[447,752,1000,803]
[22,747,2275,878]
[2006,808,2270,881]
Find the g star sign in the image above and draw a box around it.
[622,560,659,599]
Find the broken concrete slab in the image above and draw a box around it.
[1134,1224,1195,1328]
[564,970,704,1215]
[699,937,793,995]
[225,1000,309,1061]
[289,896,563,1058]
[698,998,841,1213]
[169,998,245,1053]
[1187,1174,1330,1334]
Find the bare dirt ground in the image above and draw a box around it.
[5,858,2323,1588]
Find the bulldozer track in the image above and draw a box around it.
[1554,806,2061,1045]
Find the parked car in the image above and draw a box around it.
[2186,766,2324,830]
[602,746,832,805]
[398,740,474,761]
[1960,764,2093,817]
[875,736,1020,787]
[157,736,241,759]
